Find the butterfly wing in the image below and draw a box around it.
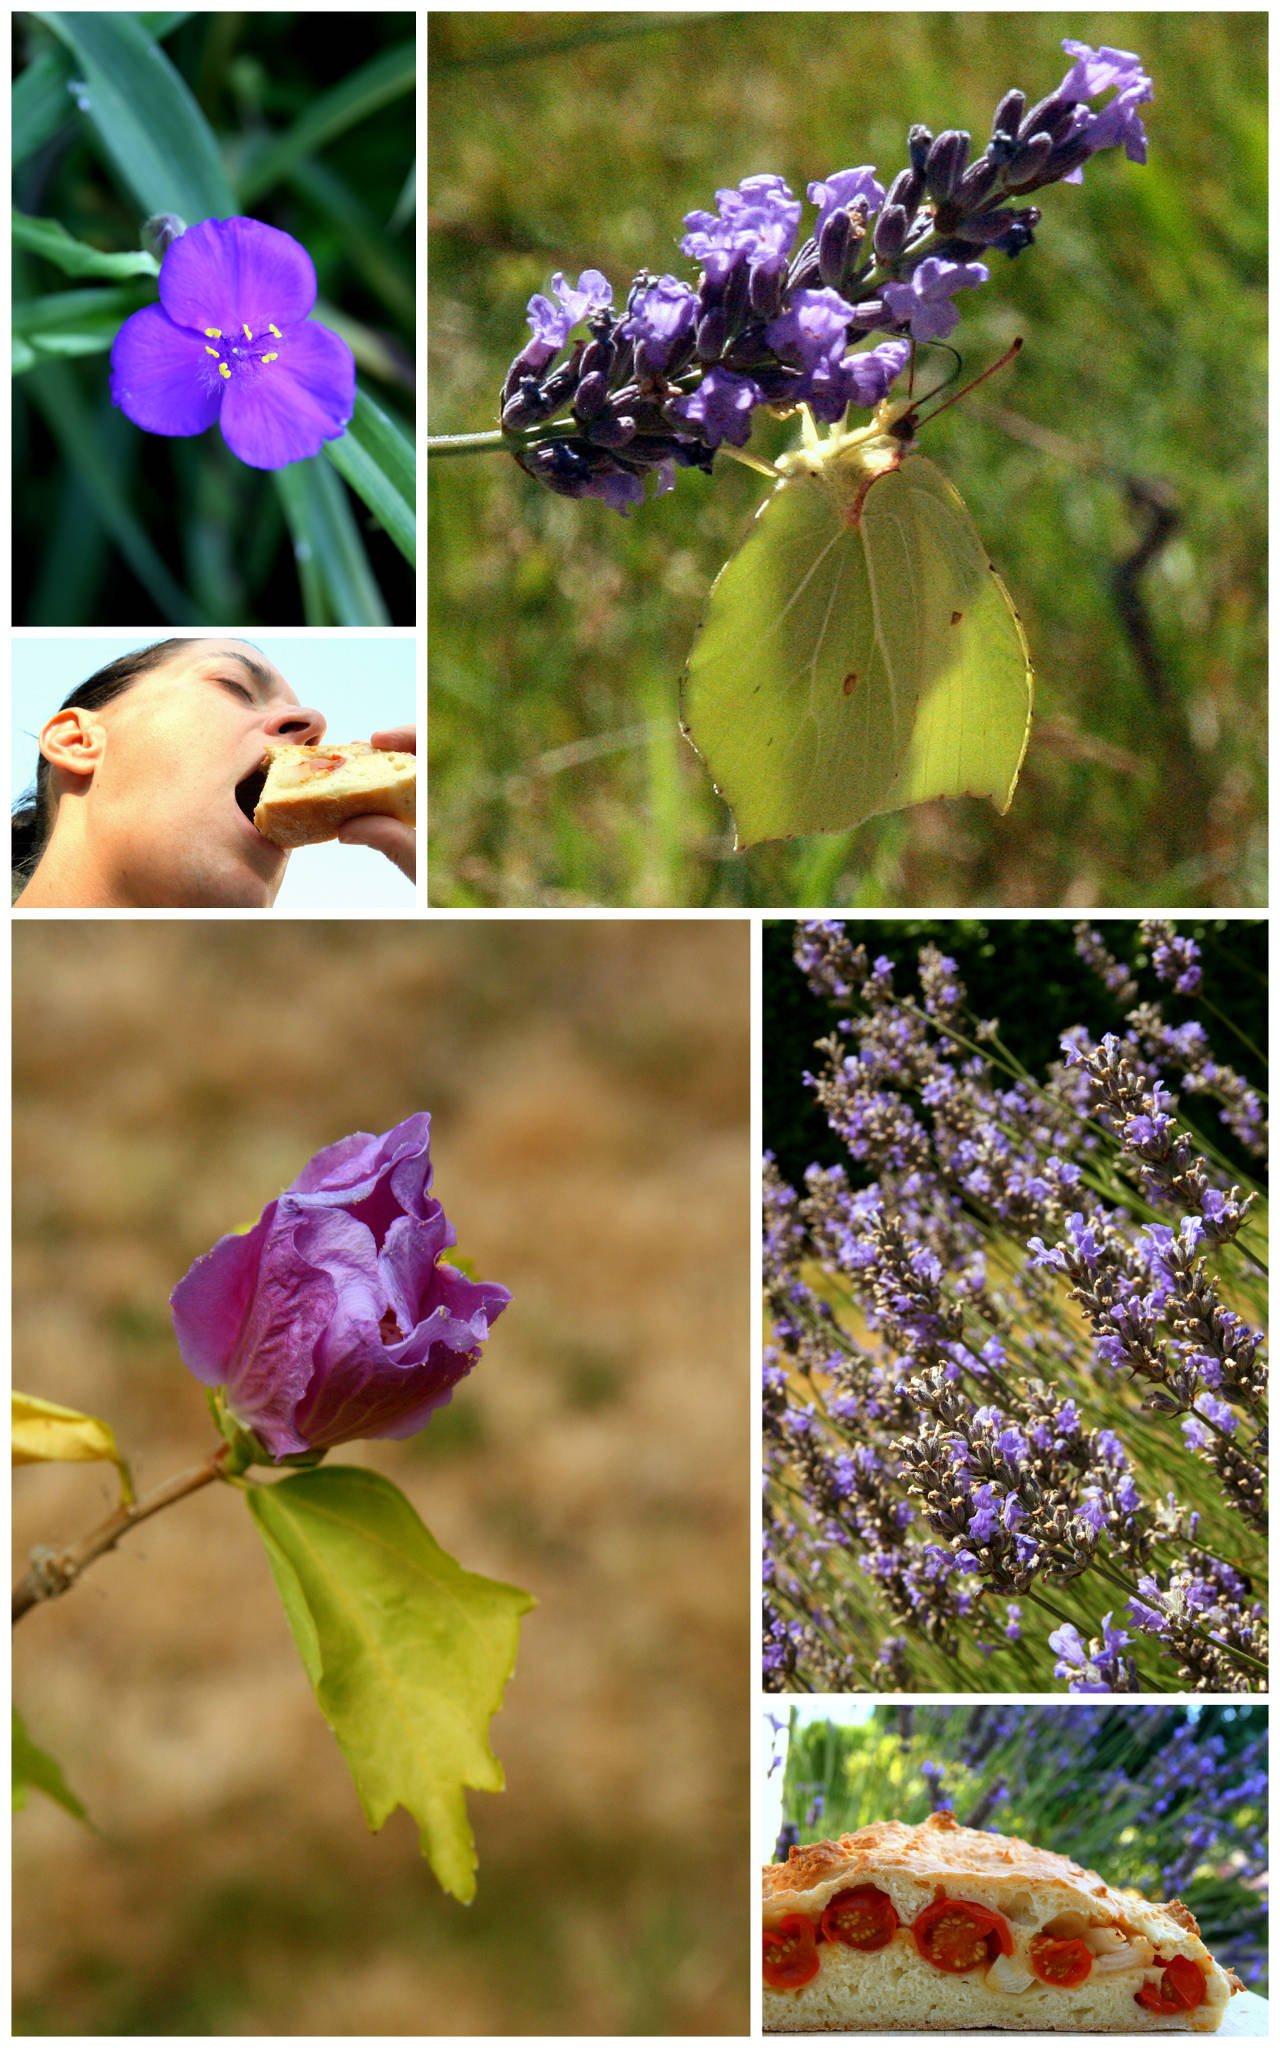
[681,446,1033,848]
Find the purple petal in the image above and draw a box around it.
[217,317,355,469]
[109,305,224,437]
[159,215,317,336]
[170,1203,278,1382]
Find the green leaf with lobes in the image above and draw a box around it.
[246,1465,533,1903]
[681,396,1033,848]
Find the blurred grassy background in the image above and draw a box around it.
[428,11,1265,907]
[12,919,749,2035]
[14,11,415,624]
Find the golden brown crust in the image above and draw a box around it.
[764,1810,1134,1916]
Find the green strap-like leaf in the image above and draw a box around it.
[274,456,391,625]
[13,1706,89,1822]
[246,1466,533,1903]
[13,45,75,167]
[20,360,204,622]
[12,210,160,280]
[325,390,416,567]
[34,11,237,222]
[238,41,415,204]
[13,283,154,369]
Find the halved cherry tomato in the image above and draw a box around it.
[820,1885,899,1951]
[1135,1954,1205,2014]
[913,1898,1015,1973]
[1029,1934,1093,1987]
[763,1914,820,1989]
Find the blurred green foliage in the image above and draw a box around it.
[429,11,1264,906]
[14,11,415,624]
[763,918,1267,1192]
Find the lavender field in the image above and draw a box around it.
[763,920,1267,1694]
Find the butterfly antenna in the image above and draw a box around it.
[916,337,1024,425]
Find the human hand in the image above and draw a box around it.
[336,727,416,882]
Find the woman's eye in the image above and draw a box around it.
[217,678,254,703]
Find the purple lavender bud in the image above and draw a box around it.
[538,345,586,413]
[749,261,784,317]
[695,306,728,362]
[990,89,1026,143]
[952,155,1002,211]
[585,412,637,448]
[924,130,970,206]
[907,125,932,176]
[872,204,910,262]
[171,1115,510,1460]
[1015,92,1080,145]
[571,369,610,420]
[950,207,1040,254]
[817,208,854,288]
[517,437,596,495]
[1002,133,1055,185]
[578,336,615,383]
[500,380,552,432]
[885,163,925,215]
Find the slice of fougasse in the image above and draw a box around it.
[762,1810,1242,2033]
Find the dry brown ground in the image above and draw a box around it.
[12,919,750,2035]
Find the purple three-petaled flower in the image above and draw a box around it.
[109,215,356,470]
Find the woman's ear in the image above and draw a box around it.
[39,707,105,780]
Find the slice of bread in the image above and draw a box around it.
[253,741,416,849]
[763,1813,1241,2033]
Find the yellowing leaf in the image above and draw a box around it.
[11,1391,134,1504]
[246,1465,533,1902]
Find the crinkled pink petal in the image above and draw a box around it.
[170,1203,277,1383]
[217,318,356,469]
[159,215,317,335]
[109,304,224,436]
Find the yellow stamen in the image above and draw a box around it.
[242,323,253,341]
[268,324,282,339]
[204,327,223,339]
[205,345,222,358]
[218,363,231,380]
[261,352,279,364]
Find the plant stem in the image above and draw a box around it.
[12,1444,230,1625]
[426,429,509,457]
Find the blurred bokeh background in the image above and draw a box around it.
[14,11,414,625]
[429,11,1265,908]
[12,919,749,2034]
[765,1703,1268,1994]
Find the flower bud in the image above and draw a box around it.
[171,1115,510,1459]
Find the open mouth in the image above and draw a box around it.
[234,762,268,830]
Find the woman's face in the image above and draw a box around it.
[79,640,326,906]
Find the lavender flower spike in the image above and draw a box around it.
[171,1114,510,1459]
[109,216,356,470]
